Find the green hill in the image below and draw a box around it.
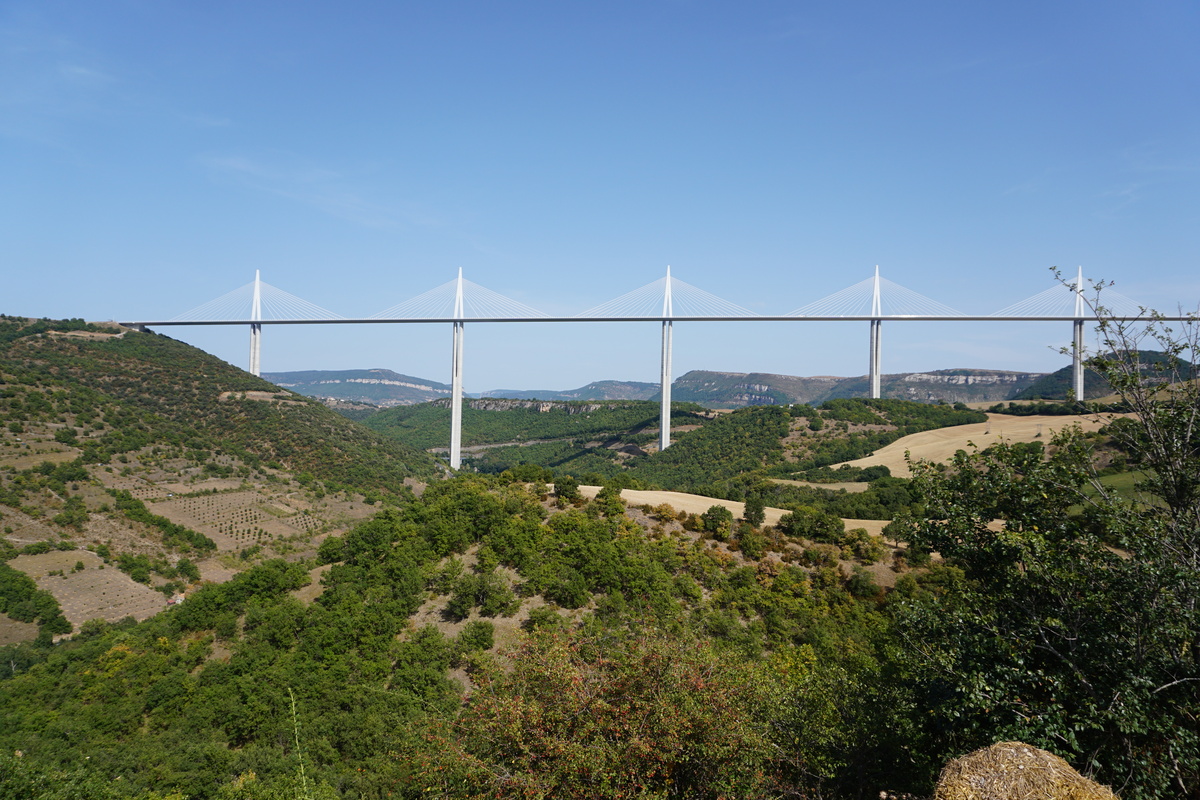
[424,397,985,506]
[0,316,439,645]
[0,319,437,489]
[0,473,917,799]
[1012,350,1194,400]
[2,318,1198,798]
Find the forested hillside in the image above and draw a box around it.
[0,319,436,488]
[1012,349,1194,400]
[364,397,708,451]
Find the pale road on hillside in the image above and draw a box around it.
[577,485,888,538]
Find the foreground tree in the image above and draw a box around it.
[892,293,1200,799]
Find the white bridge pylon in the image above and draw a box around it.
[169,270,344,377]
[992,267,1146,400]
[371,270,549,470]
[788,268,964,398]
[369,272,549,320]
[579,268,753,452]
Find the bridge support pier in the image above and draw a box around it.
[867,266,882,399]
[249,269,263,377]
[449,269,466,471]
[249,323,261,377]
[659,320,673,451]
[1070,268,1087,402]
[658,267,675,452]
[1072,318,1085,401]
[868,318,882,399]
[449,321,464,470]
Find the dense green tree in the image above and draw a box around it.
[743,493,766,527]
[553,473,580,502]
[701,504,734,541]
[777,505,844,543]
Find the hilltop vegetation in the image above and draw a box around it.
[0,321,436,489]
[1012,349,1194,400]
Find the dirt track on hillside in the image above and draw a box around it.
[839,412,1123,477]
[577,487,890,541]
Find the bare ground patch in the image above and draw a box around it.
[11,550,166,629]
[0,616,39,645]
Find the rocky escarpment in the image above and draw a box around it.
[430,397,632,414]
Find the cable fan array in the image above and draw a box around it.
[171,277,343,322]
[163,267,1158,323]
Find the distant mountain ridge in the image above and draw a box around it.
[263,368,452,406]
[671,368,1046,407]
[478,380,661,402]
[272,366,1050,409]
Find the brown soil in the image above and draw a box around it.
[291,564,332,604]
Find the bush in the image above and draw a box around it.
[702,505,734,541]
[777,506,844,544]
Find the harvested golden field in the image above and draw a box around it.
[838,412,1122,477]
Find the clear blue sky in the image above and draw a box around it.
[3,1,1197,391]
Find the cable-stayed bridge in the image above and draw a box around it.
[125,267,1178,469]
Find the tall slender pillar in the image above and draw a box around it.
[869,319,882,399]
[660,320,673,451]
[449,270,465,470]
[659,267,674,452]
[868,266,882,399]
[1071,267,1087,401]
[450,321,464,469]
[249,269,262,377]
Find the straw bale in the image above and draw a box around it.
[934,741,1117,800]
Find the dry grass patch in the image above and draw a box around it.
[838,413,1123,477]
[0,616,39,645]
[935,741,1118,800]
